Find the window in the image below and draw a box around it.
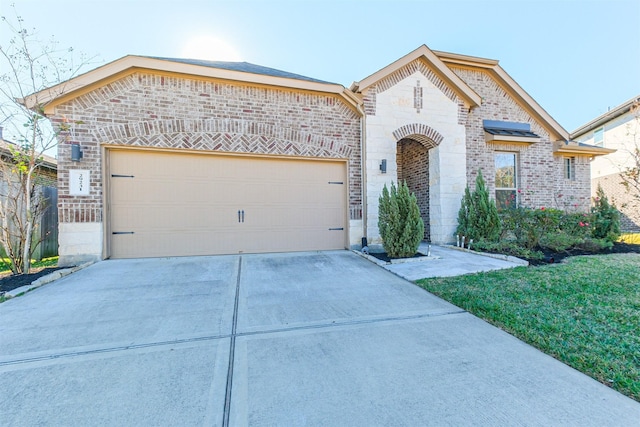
[564,157,576,180]
[594,127,604,147]
[495,152,517,209]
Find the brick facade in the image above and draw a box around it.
[52,72,362,226]
[450,67,591,212]
[42,48,600,260]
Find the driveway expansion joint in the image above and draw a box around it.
[0,309,468,368]
[236,309,468,337]
[222,255,242,427]
[0,334,232,367]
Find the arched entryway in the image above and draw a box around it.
[393,124,443,242]
[397,138,431,240]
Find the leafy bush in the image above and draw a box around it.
[378,181,424,258]
[576,238,614,252]
[456,170,501,244]
[499,207,562,249]
[559,212,593,238]
[472,240,544,261]
[591,185,621,243]
[538,232,583,252]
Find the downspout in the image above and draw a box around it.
[356,101,367,247]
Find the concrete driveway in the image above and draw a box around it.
[1,251,638,426]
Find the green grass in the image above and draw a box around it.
[0,256,58,274]
[416,254,640,402]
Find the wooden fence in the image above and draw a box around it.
[35,186,58,260]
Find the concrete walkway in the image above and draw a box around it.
[371,242,526,280]
[1,251,638,426]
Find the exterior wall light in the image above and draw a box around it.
[71,143,83,162]
[380,159,387,173]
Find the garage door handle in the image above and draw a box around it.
[238,210,245,223]
[238,210,241,223]
[241,210,245,223]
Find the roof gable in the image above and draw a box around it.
[435,50,569,141]
[351,45,481,109]
[23,55,358,115]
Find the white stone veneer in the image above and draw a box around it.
[365,71,466,245]
[58,222,103,266]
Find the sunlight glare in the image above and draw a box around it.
[181,35,242,62]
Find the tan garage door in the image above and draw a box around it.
[108,149,347,258]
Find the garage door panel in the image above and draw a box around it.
[109,150,347,258]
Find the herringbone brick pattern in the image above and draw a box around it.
[54,69,362,223]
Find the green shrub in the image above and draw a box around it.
[559,212,593,238]
[591,185,621,243]
[378,181,425,258]
[472,240,544,261]
[538,232,583,252]
[499,207,562,249]
[456,170,501,244]
[576,238,613,252]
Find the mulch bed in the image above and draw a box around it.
[0,267,68,295]
[529,242,640,266]
[368,251,429,263]
[368,242,640,266]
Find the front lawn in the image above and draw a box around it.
[417,254,640,402]
[0,257,58,274]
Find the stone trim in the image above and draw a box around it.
[376,59,457,102]
[393,123,444,149]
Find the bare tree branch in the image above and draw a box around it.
[0,5,96,273]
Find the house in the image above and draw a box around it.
[0,127,59,260]
[24,45,611,266]
[572,95,640,232]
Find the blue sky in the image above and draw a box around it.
[4,0,640,133]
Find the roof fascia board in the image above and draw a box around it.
[571,95,640,138]
[353,45,481,108]
[433,50,499,68]
[0,143,57,169]
[553,141,616,156]
[25,55,355,114]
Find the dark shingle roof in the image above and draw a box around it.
[146,56,334,84]
[484,128,540,138]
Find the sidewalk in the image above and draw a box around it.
[367,243,526,281]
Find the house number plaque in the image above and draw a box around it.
[69,169,90,196]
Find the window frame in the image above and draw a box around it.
[564,157,576,180]
[494,152,518,210]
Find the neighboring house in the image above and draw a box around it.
[572,95,640,232]
[24,45,610,266]
[0,127,59,259]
